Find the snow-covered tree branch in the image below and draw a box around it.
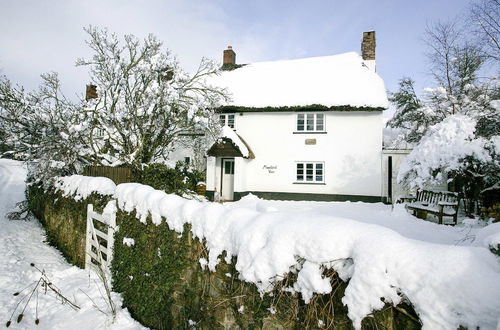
[76,26,227,167]
[0,73,91,185]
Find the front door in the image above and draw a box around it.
[221,158,235,201]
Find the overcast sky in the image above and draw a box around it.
[1,0,471,103]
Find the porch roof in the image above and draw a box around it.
[207,127,255,159]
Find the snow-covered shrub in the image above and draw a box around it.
[391,77,499,212]
[388,20,499,211]
[399,114,492,188]
[399,113,499,212]
[110,201,419,330]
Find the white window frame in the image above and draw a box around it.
[296,113,325,132]
[94,127,106,137]
[219,114,235,128]
[295,161,325,183]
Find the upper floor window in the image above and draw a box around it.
[296,162,324,183]
[296,113,324,132]
[220,114,235,128]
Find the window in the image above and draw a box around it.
[296,113,325,132]
[94,127,105,137]
[296,162,324,183]
[224,160,235,174]
[219,114,235,128]
[184,157,190,165]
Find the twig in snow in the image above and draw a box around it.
[4,262,80,327]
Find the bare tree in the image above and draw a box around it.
[469,0,500,62]
[424,21,485,95]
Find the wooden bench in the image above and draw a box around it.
[403,190,460,225]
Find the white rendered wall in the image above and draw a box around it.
[206,157,223,197]
[229,111,383,198]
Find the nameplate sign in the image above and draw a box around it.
[305,139,316,145]
[262,165,277,173]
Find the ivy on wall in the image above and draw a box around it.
[27,184,421,329]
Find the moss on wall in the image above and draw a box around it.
[112,209,421,329]
[27,185,111,268]
[28,188,421,329]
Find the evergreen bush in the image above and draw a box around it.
[137,162,204,195]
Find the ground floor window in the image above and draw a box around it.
[296,162,324,183]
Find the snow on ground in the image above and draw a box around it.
[0,160,144,330]
[7,166,500,330]
[228,196,489,247]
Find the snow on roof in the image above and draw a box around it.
[220,125,250,158]
[210,52,389,109]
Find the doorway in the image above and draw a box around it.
[221,158,235,201]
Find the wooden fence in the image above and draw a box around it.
[83,166,133,184]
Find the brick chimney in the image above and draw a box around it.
[223,46,236,66]
[362,31,376,60]
[85,84,98,101]
[361,31,376,71]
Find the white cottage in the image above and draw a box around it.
[206,31,389,202]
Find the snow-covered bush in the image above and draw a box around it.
[391,79,499,211]
[389,18,499,211]
[398,114,496,188]
[0,73,92,186]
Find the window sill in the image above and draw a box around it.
[293,182,326,185]
[293,131,327,134]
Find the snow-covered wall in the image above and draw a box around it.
[207,111,383,199]
[50,175,500,330]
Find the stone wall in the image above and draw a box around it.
[28,189,421,329]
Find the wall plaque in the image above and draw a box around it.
[305,139,316,145]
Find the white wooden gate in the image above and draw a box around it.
[85,204,116,275]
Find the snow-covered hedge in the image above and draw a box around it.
[55,175,116,200]
[54,175,500,329]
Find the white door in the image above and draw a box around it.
[221,158,235,201]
